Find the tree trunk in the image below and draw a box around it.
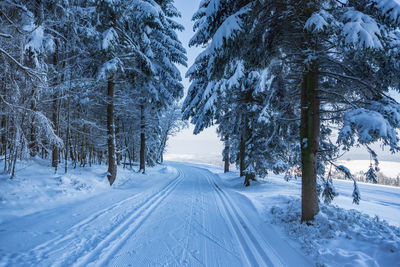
[240,122,253,186]
[239,135,245,177]
[3,119,7,172]
[29,88,38,157]
[159,135,167,164]
[89,147,93,167]
[139,104,146,173]
[51,39,59,173]
[3,113,8,173]
[51,96,58,171]
[128,147,133,168]
[224,136,229,173]
[1,77,6,161]
[106,76,117,185]
[115,121,121,165]
[300,66,320,223]
[73,142,77,169]
[65,104,69,174]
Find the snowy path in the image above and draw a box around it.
[0,163,311,267]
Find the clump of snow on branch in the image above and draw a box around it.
[342,10,383,49]
[101,27,118,50]
[305,11,330,33]
[195,5,250,74]
[338,108,399,151]
[98,58,124,80]
[34,112,63,148]
[371,0,400,24]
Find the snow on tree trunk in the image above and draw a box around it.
[107,75,117,186]
[29,87,38,157]
[224,136,229,173]
[51,39,59,172]
[300,67,320,223]
[239,135,245,178]
[140,104,146,174]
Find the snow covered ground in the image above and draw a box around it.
[198,163,400,266]
[0,160,399,266]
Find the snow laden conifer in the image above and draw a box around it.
[185,0,400,222]
[0,1,186,182]
[93,0,186,179]
[0,1,68,176]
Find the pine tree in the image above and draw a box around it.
[185,0,400,222]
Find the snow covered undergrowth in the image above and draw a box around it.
[270,200,400,267]
[0,158,178,225]
[200,164,400,267]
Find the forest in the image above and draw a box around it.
[0,1,400,266]
[2,0,400,222]
[0,0,187,185]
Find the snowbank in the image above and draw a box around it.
[200,165,400,267]
[270,199,400,267]
[0,159,178,224]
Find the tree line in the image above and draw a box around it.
[183,0,400,222]
[0,0,186,184]
[333,170,400,187]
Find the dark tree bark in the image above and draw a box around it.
[1,78,8,172]
[106,75,117,185]
[29,87,38,157]
[115,120,121,165]
[1,76,6,158]
[139,104,146,173]
[64,96,70,174]
[159,134,167,164]
[300,66,320,223]
[51,39,59,172]
[224,136,229,173]
[240,119,254,186]
[3,118,7,173]
[239,135,245,177]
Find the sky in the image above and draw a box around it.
[164,0,224,164]
[164,0,400,165]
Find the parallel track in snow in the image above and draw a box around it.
[2,164,312,266]
[70,169,185,267]
[64,169,185,267]
[203,170,285,267]
[10,170,184,267]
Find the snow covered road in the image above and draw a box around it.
[0,163,312,267]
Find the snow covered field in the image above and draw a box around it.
[0,160,399,266]
[201,165,400,266]
[335,160,400,178]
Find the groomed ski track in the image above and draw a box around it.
[0,162,311,267]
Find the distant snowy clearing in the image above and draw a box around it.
[0,160,399,266]
[335,160,400,178]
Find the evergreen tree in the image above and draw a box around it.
[185,0,400,222]
[0,0,186,184]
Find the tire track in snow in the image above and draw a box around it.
[203,171,285,267]
[68,169,185,267]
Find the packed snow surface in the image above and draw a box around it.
[0,160,399,266]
